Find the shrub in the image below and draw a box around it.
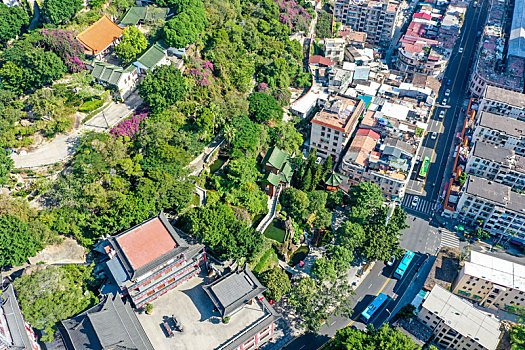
[79,98,104,113]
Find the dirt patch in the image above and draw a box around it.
[28,237,87,265]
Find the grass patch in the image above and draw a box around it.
[209,156,228,173]
[264,219,286,243]
[289,245,309,267]
[253,248,278,274]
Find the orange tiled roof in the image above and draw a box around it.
[77,15,123,55]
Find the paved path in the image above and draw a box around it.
[187,136,224,176]
[11,92,143,168]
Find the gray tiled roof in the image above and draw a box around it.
[478,112,525,138]
[60,293,154,350]
[203,266,266,317]
[484,86,525,108]
[472,141,514,164]
[464,175,509,205]
[1,284,32,350]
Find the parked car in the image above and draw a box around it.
[431,132,438,139]
[446,79,451,86]
[458,47,464,53]
[441,98,447,105]
[445,89,451,97]
[439,110,445,119]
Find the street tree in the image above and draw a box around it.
[328,324,420,350]
[289,276,354,333]
[115,26,147,64]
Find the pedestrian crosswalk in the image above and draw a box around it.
[439,230,460,249]
[401,194,436,216]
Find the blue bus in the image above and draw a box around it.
[360,293,388,323]
[394,250,415,279]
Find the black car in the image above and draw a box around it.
[446,79,451,86]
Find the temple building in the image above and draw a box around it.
[96,213,205,308]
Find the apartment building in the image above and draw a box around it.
[478,86,525,122]
[468,0,525,96]
[324,38,346,63]
[310,96,365,161]
[396,22,447,78]
[333,0,400,46]
[472,112,525,156]
[466,141,525,190]
[418,285,502,350]
[452,251,525,313]
[455,175,525,244]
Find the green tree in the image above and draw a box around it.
[115,26,147,64]
[307,190,327,214]
[328,324,420,350]
[0,214,39,267]
[510,324,525,350]
[289,276,354,333]
[269,120,303,155]
[347,182,384,224]
[396,304,416,321]
[0,149,13,185]
[0,46,66,94]
[179,204,263,260]
[258,267,291,302]
[139,64,188,113]
[162,1,207,48]
[14,265,98,342]
[248,92,283,123]
[228,114,264,159]
[280,187,310,221]
[42,0,82,25]
[0,4,29,46]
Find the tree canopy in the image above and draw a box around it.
[328,324,420,350]
[179,203,264,261]
[248,92,283,123]
[0,4,28,47]
[41,0,82,25]
[258,267,291,302]
[0,214,39,267]
[162,0,207,48]
[139,64,188,113]
[0,148,13,184]
[115,26,148,64]
[14,265,98,342]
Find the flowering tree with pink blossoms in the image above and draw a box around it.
[273,0,312,32]
[189,60,214,87]
[110,113,148,140]
[41,29,85,73]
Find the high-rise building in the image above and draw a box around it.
[334,0,400,46]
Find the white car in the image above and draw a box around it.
[439,110,445,119]
[387,256,396,266]
[431,132,438,139]
[458,47,464,53]
[441,98,447,105]
[411,197,420,207]
[445,89,451,97]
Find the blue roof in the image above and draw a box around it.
[358,95,372,108]
[106,257,129,286]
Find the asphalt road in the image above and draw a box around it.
[283,2,489,349]
[404,0,489,208]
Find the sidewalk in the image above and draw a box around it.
[11,92,143,168]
